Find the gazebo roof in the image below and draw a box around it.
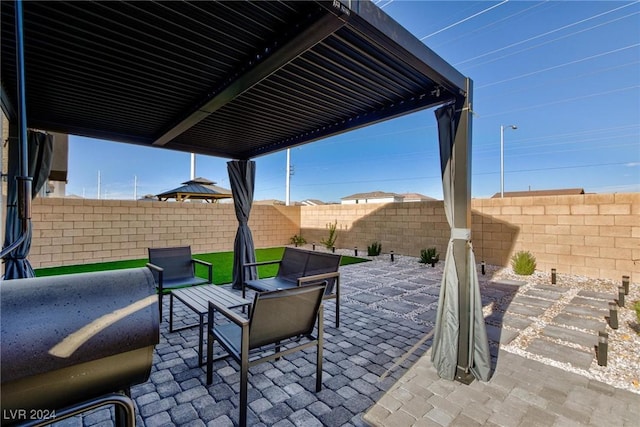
[1,0,466,159]
[156,178,232,203]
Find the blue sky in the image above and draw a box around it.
[67,1,640,202]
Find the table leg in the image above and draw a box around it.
[169,293,174,332]
[198,313,205,366]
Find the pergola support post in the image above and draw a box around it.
[452,79,474,384]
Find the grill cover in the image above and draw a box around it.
[1,267,159,419]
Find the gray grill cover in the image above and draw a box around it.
[1,267,159,415]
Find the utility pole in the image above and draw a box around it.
[134,175,138,200]
[97,170,101,199]
[191,153,196,180]
[285,149,291,206]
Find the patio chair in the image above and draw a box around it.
[206,283,326,427]
[146,246,212,317]
[243,247,342,326]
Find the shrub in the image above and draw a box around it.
[367,241,382,256]
[511,250,536,275]
[419,247,439,265]
[320,220,338,249]
[634,300,640,323]
[289,234,306,247]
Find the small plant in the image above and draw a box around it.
[511,250,536,275]
[320,220,338,249]
[289,234,306,247]
[634,300,640,323]
[419,247,439,266]
[367,241,382,256]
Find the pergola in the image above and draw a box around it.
[1,0,488,383]
[156,178,232,203]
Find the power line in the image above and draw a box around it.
[454,2,638,66]
[478,44,639,89]
[478,60,640,99]
[481,85,640,118]
[488,161,637,175]
[286,161,635,190]
[475,138,640,157]
[473,125,640,151]
[496,142,639,159]
[465,11,640,71]
[430,1,552,50]
[420,0,510,40]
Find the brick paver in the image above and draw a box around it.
[49,257,638,426]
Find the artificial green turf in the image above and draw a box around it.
[34,247,368,284]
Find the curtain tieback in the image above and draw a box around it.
[451,228,470,240]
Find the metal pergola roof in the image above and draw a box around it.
[1,0,466,160]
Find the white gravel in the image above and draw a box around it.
[331,247,640,395]
[485,265,640,395]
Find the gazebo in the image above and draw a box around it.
[1,0,488,384]
[156,178,232,203]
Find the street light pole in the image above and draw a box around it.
[500,124,517,198]
[285,148,290,206]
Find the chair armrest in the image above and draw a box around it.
[244,260,282,268]
[297,271,340,285]
[146,263,164,291]
[208,300,249,327]
[146,262,163,273]
[193,258,213,283]
[192,258,212,268]
[243,259,281,284]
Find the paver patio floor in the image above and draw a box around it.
[50,255,638,426]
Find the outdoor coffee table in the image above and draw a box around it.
[170,285,251,366]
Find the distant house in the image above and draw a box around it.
[400,193,435,202]
[139,194,157,202]
[491,188,585,198]
[300,199,326,206]
[254,199,286,205]
[341,191,404,205]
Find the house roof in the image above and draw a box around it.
[156,177,232,202]
[1,1,467,160]
[341,191,401,200]
[301,199,326,206]
[401,193,435,201]
[491,188,586,198]
[254,199,286,206]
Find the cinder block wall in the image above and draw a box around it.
[299,201,450,258]
[28,193,639,282]
[29,198,299,268]
[300,193,639,282]
[470,193,639,282]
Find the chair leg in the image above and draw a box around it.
[206,332,214,385]
[169,293,174,332]
[239,323,249,427]
[240,353,248,427]
[316,305,324,392]
[198,314,205,366]
[335,279,340,328]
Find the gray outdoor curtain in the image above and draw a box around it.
[431,104,491,381]
[2,130,53,279]
[228,160,257,289]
